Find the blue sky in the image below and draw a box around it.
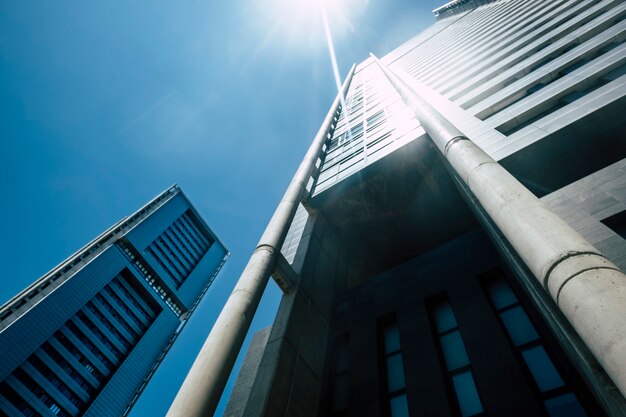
[0,0,441,415]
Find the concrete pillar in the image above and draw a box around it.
[165,64,356,417]
[371,54,626,398]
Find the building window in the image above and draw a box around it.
[144,210,213,289]
[12,368,72,417]
[380,319,409,417]
[482,275,588,417]
[601,210,626,239]
[0,382,38,417]
[429,297,484,417]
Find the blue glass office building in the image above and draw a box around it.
[0,185,228,417]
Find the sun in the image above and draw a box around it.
[251,0,368,50]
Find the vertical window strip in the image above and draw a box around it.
[175,218,203,253]
[65,322,118,369]
[90,297,139,342]
[148,244,184,285]
[0,272,163,417]
[96,292,143,335]
[160,233,193,274]
[47,337,105,385]
[146,247,179,285]
[153,238,187,280]
[156,236,188,277]
[430,298,484,417]
[182,214,210,251]
[39,343,97,396]
[181,213,211,249]
[110,279,154,324]
[12,367,72,417]
[0,381,39,417]
[27,355,85,411]
[73,314,123,361]
[172,221,203,259]
[380,321,409,417]
[83,303,132,350]
[121,275,159,316]
[483,277,588,416]
[104,286,148,329]
[166,227,199,266]
[55,329,112,376]
[179,214,204,246]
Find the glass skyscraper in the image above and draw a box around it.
[208,0,626,416]
[0,185,229,417]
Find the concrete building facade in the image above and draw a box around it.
[167,0,626,416]
[0,185,229,417]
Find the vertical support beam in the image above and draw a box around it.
[371,54,626,398]
[166,64,356,417]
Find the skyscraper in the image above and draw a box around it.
[167,0,626,416]
[0,185,229,417]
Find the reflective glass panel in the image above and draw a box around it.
[433,301,457,333]
[386,353,406,392]
[486,280,517,309]
[500,306,539,346]
[384,325,401,353]
[452,371,483,417]
[390,394,410,417]
[440,330,470,371]
[521,346,564,392]
[545,393,587,417]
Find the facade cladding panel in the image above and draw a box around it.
[235,1,626,417]
[0,185,229,417]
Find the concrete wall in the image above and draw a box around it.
[321,230,602,416]
[225,210,354,417]
[541,158,626,270]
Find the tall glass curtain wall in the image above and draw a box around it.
[0,273,159,417]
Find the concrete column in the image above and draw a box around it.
[166,64,356,417]
[371,54,626,397]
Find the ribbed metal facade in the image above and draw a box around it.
[0,186,229,417]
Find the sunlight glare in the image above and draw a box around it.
[255,0,368,50]
[320,1,348,111]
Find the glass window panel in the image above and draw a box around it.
[486,280,517,309]
[390,394,410,417]
[521,346,565,392]
[544,393,587,417]
[500,306,539,346]
[335,342,349,373]
[440,331,469,371]
[386,353,406,392]
[433,301,457,333]
[332,373,349,412]
[452,371,484,417]
[384,325,401,353]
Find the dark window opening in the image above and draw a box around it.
[481,272,588,416]
[601,210,626,239]
[428,296,484,417]
[379,318,410,417]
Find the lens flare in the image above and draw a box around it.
[320,2,348,110]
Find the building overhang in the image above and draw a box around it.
[309,134,478,281]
